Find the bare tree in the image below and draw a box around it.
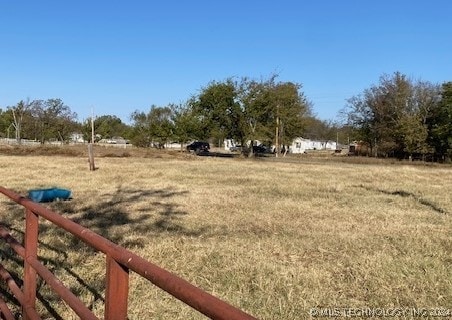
[11,99,31,144]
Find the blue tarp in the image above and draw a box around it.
[28,188,71,203]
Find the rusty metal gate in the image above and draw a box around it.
[0,187,256,320]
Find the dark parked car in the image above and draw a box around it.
[252,145,273,154]
[241,144,273,156]
[186,141,210,154]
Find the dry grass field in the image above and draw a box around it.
[0,145,451,319]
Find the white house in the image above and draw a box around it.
[290,138,337,154]
[290,137,310,153]
[224,139,236,150]
[225,138,337,154]
[70,133,85,143]
[224,139,265,151]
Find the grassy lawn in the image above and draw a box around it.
[0,146,451,319]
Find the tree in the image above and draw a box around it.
[191,79,244,146]
[187,75,310,156]
[0,108,13,138]
[237,77,272,154]
[8,100,31,143]
[304,117,340,142]
[148,106,174,148]
[399,80,439,159]
[191,76,274,153]
[399,114,429,159]
[130,105,174,148]
[30,99,78,144]
[342,93,375,152]
[236,76,309,156]
[171,103,203,148]
[343,72,440,159]
[371,72,412,156]
[268,81,309,155]
[130,110,151,147]
[80,114,131,143]
[428,82,452,162]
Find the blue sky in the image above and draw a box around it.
[1,1,451,123]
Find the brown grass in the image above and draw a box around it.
[0,145,451,319]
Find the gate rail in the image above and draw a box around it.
[0,187,256,320]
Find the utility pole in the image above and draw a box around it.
[91,107,95,144]
[88,107,96,171]
[275,115,279,158]
[275,104,280,157]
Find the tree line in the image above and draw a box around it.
[0,99,77,143]
[0,75,320,152]
[1,72,450,161]
[342,72,451,162]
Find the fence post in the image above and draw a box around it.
[88,143,96,171]
[105,255,129,319]
[23,209,38,320]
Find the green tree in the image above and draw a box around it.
[191,76,276,153]
[130,110,151,147]
[96,115,129,140]
[237,76,309,156]
[268,81,309,154]
[0,108,13,138]
[371,72,412,156]
[191,79,243,146]
[399,114,429,159]
[344,72,439,159]
[30,99,78,144]
[148,106,174,148]
[81,114,131,143]
[399,80,439,159]
[171,103,203,148]
[428,82,452,162]
[238,77,274,151]
[130,106,174,148]
[188,75,310,156]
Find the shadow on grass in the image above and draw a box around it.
[0,247,66,319]
[48,186,206,242]
[0,186,206,318]
[358,185,448,215]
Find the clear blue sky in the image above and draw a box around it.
[1,0,451,123]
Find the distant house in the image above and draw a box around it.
[111,136,130,144]
[163,142,183,149]
[224,139,265,151]
[224,139,236,151]
[98,136,130,145]
[290,138,310,153]
[70,133,85,143]
[290,138,337,154]
[224,138,337,154]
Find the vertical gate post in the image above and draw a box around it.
[105,255,129,320]
[23,209,38,320]
[88,143,96,171]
